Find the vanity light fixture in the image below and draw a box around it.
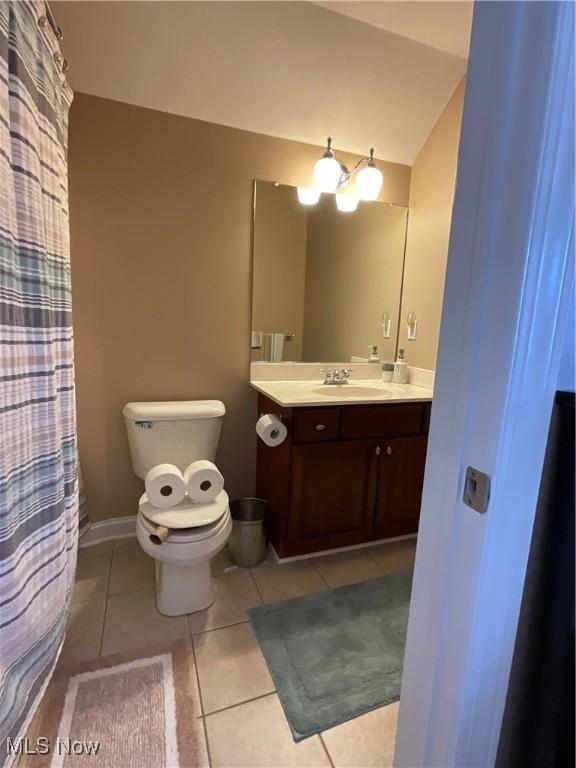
[335,194,359,212]
[297,187,321,206]
[313,137,343,192]
[313,137,384,200]
[355,148,384,200]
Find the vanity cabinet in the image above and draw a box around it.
[256,394,431,557]
[374,436,428,539]
[290,439,379,551]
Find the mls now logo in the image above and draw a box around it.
[6,737,101,756]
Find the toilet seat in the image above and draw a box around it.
[138,504,230,543]
[139,489,229,529]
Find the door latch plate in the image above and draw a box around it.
[463,466,490,513]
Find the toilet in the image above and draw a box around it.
[123,400,232,616]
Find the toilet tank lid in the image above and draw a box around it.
[123,400,225,421]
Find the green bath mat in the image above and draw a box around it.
[249,572,412,741]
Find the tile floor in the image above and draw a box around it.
[53,536,416,768]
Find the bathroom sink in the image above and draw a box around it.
[311,385,393,398]
[251,378,433,407]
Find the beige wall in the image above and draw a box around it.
[252,183,307,361]
[399,79,465,369]
[303,198,407,362]
[69,93,410,522]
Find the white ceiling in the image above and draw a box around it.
[54,1,468,166]
[313,1,473,59]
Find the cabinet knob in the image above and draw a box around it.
[375,446,381,455]
[386,446,393,455]
[315,424,326,431]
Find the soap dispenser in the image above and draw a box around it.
[367,345,381,363]
[393,348,408,384]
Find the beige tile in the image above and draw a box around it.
[108,542,154,595]
[206,694,331,768]
[322,702,399,768]
[101,589,189,656]
[113,536,139,554]
[58,598,106,666]
[189,723,210,768]
[314,550,384,588]
[78,541,114,559]
[72,554,111,604]
[251,558,327,603]
[368,540,416,573]
[187,568,262,634]
[212,546,238,576]
[194,623,274,714]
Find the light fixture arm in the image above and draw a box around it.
[347,148,376,175]
[322,138,377,190]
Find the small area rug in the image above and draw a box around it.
[249,572,412,741]
[29,639,207,767]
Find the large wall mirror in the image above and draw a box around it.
[251,180,408,364]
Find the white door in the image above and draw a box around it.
[395,2,575,767]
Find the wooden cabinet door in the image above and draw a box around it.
[288,440,379,555]
[374,436,428,539]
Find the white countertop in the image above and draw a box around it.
[251,379,433,408]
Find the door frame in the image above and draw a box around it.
[395,2,574,767]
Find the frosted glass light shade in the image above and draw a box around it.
[356,164,383,200]
[297,187,321,206]
[335,194,358,212]
[313,156,342,192]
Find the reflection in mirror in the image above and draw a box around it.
[251,181,408,363]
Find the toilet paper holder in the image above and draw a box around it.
[256,412,288,448]
[259,412,284,422]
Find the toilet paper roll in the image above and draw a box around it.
[149,525,171,545]
[183,460,224,503]
[145,464,187,509]
[256,414,287,447]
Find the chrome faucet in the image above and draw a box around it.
[320,368,353,385]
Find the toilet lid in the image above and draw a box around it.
[139,490,229,528]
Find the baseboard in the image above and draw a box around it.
[270,533,417,564]
[79,516,416,557]
[79,515,137,549]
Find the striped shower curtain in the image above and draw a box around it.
[0,0,80,753]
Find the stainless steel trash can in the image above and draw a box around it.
[228,498,269,567]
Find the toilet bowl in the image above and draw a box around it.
[123,400,232,617]
[137,499,232,616]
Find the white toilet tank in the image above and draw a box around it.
[123,400,225,478]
